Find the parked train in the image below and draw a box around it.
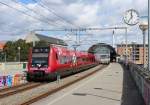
[94,49,110,64]
[27,45,98,81]
[95,53,110,64]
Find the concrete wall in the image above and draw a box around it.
[0,63,5,71]
[128,63,150,105]
[0,62,27,88]
[0,62,27,71]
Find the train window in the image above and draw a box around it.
[32,57,48,68]
[60,56,65,64]
[32,47,49,53]
[83,58,86,62]
[86,58,88,61]
[66,56,72,63]
[68,56,72,63]
[58,56,69,64]
[64,56,67,64]
[56,53,58,60]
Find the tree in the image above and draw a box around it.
[3,41,16,61]
[0,52,5,62]
[2,39,50,62]
[35,40,49,47]
[15,39,32,61]
[3,39,32,62]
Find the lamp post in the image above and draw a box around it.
[4,52,6,62]
[139,22,148,68]
[112,30,115,48]
[18,47,21,62]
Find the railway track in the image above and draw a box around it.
[20,65,107,105]
[0,82,43,99]
[0,82,29,93]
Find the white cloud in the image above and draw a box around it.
[0,0,148,49]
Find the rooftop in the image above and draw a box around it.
[25,33,68,46]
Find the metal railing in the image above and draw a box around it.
[121,61,150,105]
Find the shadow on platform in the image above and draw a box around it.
[121,65,145,105]
[72,92,120,102]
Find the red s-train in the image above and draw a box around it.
[27,45,97,81]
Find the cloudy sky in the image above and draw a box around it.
[0,0,148,50]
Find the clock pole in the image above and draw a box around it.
[123,9,139,66]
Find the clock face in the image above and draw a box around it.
[123,9,139,26]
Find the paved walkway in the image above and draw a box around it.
[33,63,145,105]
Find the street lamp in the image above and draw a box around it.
[18,47,21,62]
[112,30,115,48]
[139,21,148,68]
[4,52,6,62]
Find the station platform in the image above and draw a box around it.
[32,63,145,105]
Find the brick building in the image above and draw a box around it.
[117,43,148,65]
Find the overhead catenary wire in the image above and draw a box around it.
[10,0,67,28]
[32,0,80,28]
[31,0,90,44]
[0,1,59,27]
[0,1,88,46]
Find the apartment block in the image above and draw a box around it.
[117,44,148,65]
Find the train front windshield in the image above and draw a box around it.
[101,55,109,58]
[31,47,49,68]
[32,57,48,67]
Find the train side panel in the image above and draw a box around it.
[27,45,98,81]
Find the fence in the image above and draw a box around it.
[126,63,150,105]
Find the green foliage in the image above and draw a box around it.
[0,52,5,62]
[3,39,32,62]
[35,40,49,47]
[2,39,50,62]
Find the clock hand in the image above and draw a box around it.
[131,11,133,19]
[128,16,132,23]
[128,11,133,23]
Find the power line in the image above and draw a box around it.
[32,0,80,28]
[11,0,65,28]
[0,1,58,27]
[38,0,78,28]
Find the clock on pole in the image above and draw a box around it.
[123,9,139,26]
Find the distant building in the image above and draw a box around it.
[117,43,148,65]
[25,32,67,46]
[88,43,117,62]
